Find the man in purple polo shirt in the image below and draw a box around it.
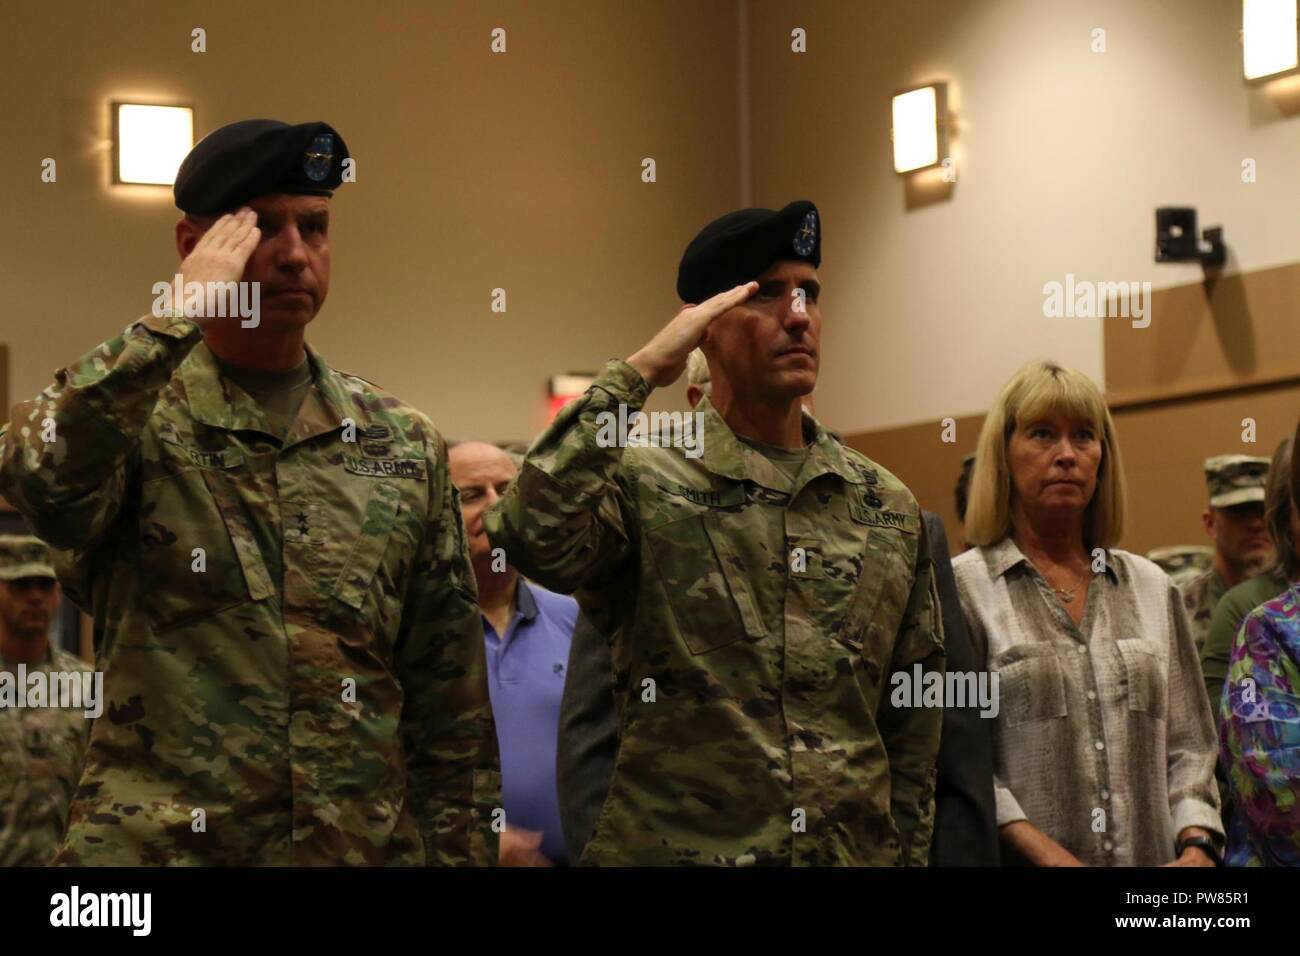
[450,442,576,866]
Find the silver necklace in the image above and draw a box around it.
[1033,561,1086,604]
[1029,554,1092,606]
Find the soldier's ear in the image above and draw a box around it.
[176,217,199,259]
[175,215,213,260]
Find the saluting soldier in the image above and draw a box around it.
[0,120,498,865]
[486,201,944,865]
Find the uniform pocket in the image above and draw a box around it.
[995,643,1069,728]
[1116,639,1168,720]
[333,482,401,610]
[646,513,764,655]
[139,463,273,633]
[846,528,911,641]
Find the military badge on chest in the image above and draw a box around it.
[856,464,884,509]
[342,422,426,480]
[359,423,392,459]
[848,474,918,533]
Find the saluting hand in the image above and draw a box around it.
[625,281,757,388]
[173,207,262,326]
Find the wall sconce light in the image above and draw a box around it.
[1243,0,1299,81]
[112,103,194,186]
[891,82,948,174]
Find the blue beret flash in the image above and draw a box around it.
[303,133,335,183]
[793,210,817,257]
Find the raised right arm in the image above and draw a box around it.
[0,209,260,549]
[0,314,201,549]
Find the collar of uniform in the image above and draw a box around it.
[286,346,349,445]
[985,536,1120,583]
[799,411,867,488]
[181,341,279,435]
[180,341,346,442]
[694,396,758,483]
[695,397,864,490]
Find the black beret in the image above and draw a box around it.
[174,119,349,215]
[676,200,820,303]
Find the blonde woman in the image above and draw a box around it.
[953,360,1221,866]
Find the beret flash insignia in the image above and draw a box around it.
[792,209,817,257]
[303,133,335,182]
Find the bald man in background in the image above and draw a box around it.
[450,442,577,866]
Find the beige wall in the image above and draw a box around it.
[747,0,1300,437]
[4,0,1298,453]
[0,0,741,444]
[846,257,1300,555]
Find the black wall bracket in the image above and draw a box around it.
[1155,207,1225,267]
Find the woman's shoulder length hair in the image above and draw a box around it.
[965,359,1127,550]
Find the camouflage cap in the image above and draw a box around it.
[0,534,56,581]
[1204,454,1270,508]
[1146,544,1213,578]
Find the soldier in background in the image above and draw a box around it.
[1201,437,1298,720]
[0,120,498,865]
[1178,455,1274,652]
[1147,545,1213,589]
[0,535,92,866]
[488,201,944,865]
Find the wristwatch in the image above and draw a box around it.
[1176,834,1223,866]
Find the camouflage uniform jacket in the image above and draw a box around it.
[0,312,499,865]
[1179,568,1227,656]
[485,360,944,866]
[0,645,93,866]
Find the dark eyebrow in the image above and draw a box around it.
[800,279,821,297]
